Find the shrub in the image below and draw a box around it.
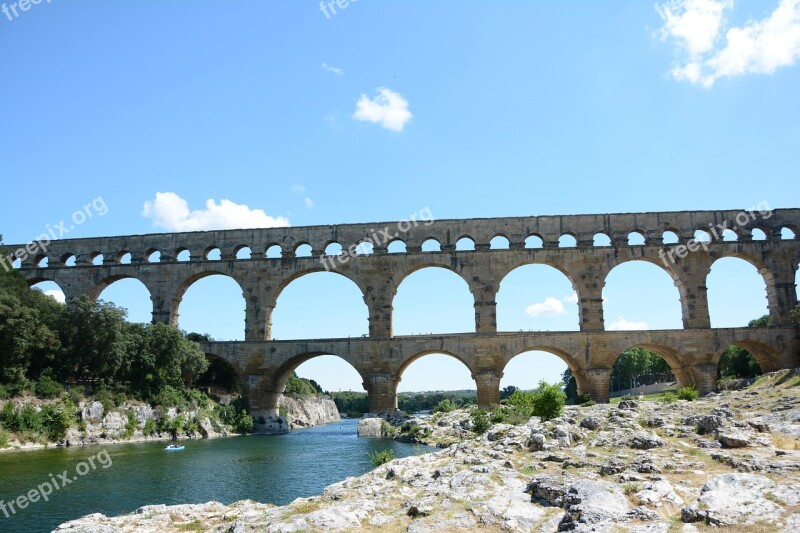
[143,419,156,436]
[531,381,566,421]
[0,428,8,447]
[123,409,138,439]
[432,398,457,414]
[35,374,64,399]
[95,389,116,414]
[233,410,254,434]
[40,403,73,441]
[580,399,596,407]
[67,385,85,404]
[505,390,537,417]
[471,410,491,434]
[677,386,700,401]
[0,384,8,399]
[368,449,395,467]
[380,419,394,436]
[661,392,677,403]
[153,386,185,410]
[490,409,507,424]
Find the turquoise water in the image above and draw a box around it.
[0,420,427,533]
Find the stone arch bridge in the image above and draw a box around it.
[10,208,800,421]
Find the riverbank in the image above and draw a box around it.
[56,369,800,531]
[0,394,340,454]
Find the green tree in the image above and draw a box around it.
[500,385,519,400]
[0,293,56,392]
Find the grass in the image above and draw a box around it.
[771,433,799,450]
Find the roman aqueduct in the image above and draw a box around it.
[10,208,800,423]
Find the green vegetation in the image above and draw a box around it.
[501,381,566,422]
[676,386,699,401]
[471,410,491,434]
[432,398,457,413]
[329,390,476,417]
[283,372,323,395]
[368,449,395,467]
[609,348,673,392]
[661,392,677,403]
[0,400,75,442]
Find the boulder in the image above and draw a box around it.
[559,479,630,529]
[528,432,546,451]
[629,432,665,450]
[681,473,790,526]
[618,400,639,410]
[718,430,751,448]
[580,417,602,430]
[357,418,383,437]
[81,401,104,424]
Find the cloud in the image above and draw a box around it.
[44,289,65,304]
[563,291,579,304]
[525,297,566,317]
[607,317,649,331]
[142,192,289,231]
[321,62,344,76]
[657,0,800,87]
[304,197,315,208]
[353,87,412,131]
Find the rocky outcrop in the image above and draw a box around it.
[55,372,800,531]
[357,418,383,437]
[279,394,340,429]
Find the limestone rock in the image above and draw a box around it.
[358,418,383,437]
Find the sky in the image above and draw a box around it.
[2,0,799,393]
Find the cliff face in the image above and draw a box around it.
[279,395,340,429]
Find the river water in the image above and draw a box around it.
[0,419,427,533]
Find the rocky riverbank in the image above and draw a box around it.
[1,394,341,453]
[56,369,800,532]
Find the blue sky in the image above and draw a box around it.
[2,1,798,392]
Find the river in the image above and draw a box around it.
[0,419,428,533]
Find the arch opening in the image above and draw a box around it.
[294,244,312,257]
[593,233,611,246]
[525,235,543,249]
[266,244,282,259]
[662,231,679,244]
[707,257,769,328]
[558,234,576,248]
[271,272,368,340]
[90,253,104,266]
[500,350,570,394]
[609,347,677,398]
[356,241,374,255]
[235,246,252,259]
[628,232,645,246]
[147,250,161,263]
[750,228,767,241]
[31,280,66,304]
[490,236,510,250]
[782,227,796,240]
[95,277,153,323]
[388,240,407,253]
[393,267,474,335]
[205,247,221,260]
[176,248,190,262]
[497,264,579,331]
[722,229,738,241]
[61,253,76,267]
[398,352,476,395]
[717,344,762,381]
[421,239,441,252]
[324,242,343,256]
[291,354,364,394]
[456,237,475,251]
[178,274,245,341]
[603,260,683,330]
[117,252,132,264]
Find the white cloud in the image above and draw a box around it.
[142,192,289,231]
[607,316,649,331]
[321,62,344,76]
[657,0,800,87]
[304,197,315,208]
[525,297,566,317]
[353,87,412,132]
[44,289,65,304]
[563,291,579,304]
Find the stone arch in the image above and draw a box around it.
[29,278,66,304]
[421,238,441,252]
[707,254,773,326]
[171,271,247,339]
[496,262,580,331]
[525,234,544,249]
[274,351,368,396]
[204,246,221,260]
[490,235,510,249]
[233,245,252,259]
[60,252,76,266]
[396,349,476,394]
[175,247,190,262]
[607,344,689,394]
[270,270,369,340]
[593,233,611,246]
[605,257,686,330]
[387,239,407,253]
[717,339,782,373]
[88,275,155,323]
[456,236,476,251]
[392,264,475,334]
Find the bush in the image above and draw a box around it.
[489,409,507,424]
[580,399,596,407]
[531,382,566,421]
[40,403,73,441]
[661,392,677,403]
[368,449,395,467]
[35,374,64,399]
[677,386,700,401]
[471,410,491,434]
[0,384,8,399]
[0,428,8,447]
[432,398,457,414]
[143,419,156,436]
[95,389,116,414]
[67,385,85,404]
[233,410,254,434]
[153,386,185,410]
[123,410,138,439]
[380,419,394,436]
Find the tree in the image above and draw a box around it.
[0,293,55,391]
[748,315,772,328]
[562,368,578,403]
[500,385,519,400]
